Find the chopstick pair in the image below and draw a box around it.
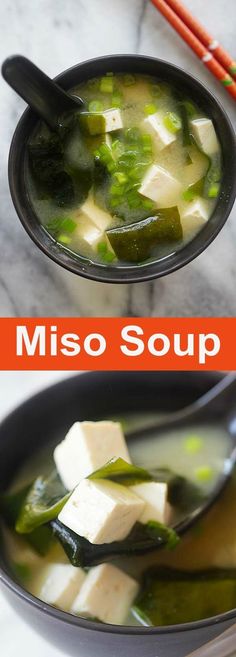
[150,0,236,101]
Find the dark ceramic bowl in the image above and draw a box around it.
[8,55,236,284]
[1,371,236,657]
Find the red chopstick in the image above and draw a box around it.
[165,0,236,80]
[150,0,236,100]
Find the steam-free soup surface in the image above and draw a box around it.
[2,414,235,628]
[27,73,222,266]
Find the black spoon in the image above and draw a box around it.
[126,372,236,536]
[1,55,83,130]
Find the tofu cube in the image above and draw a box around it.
[181,199,210,235]
[71,563,139,624]
[58,478,145,544]
[81,223,102,250]
[190,118,219,156]
[131,482,172,525]
[38,563,86,611]
[54,421,131,490]
[81,109,123,136]
[143,112,176,151]
[102,108,123,133]
[139,164,182,207]
[79,197,113,231]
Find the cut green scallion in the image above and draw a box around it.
[144,103,157,116]
[112,94,123,108]
[100,76,114,94]
[113,171,128,184]
[164,112,182,133]
[184,436,204,454]
[88,100,104,113]
[208,183,220,198]
[195,466,214,483]
[58,234,72,245]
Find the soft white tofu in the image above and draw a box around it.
[143,112,176,151]
[81,223,102,250]
[79,197,113,231]
[71,563,139,624]
[102,108,123,133]
[190,118,219,156]
[131,482,172,525]
[139,164,182,207]
[54,421,131,490]
[181,198,210,235]
[38,563,86,611]
[58,478,145,544]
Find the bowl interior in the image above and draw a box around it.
[9,55,236,283]
[3,370,236,635]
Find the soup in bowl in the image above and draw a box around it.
[0,371,236,657]
[8,56,236,283]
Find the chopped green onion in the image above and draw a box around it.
[110,184,125,196]
[208,183,220,198]
[141,133,152,153]
[100,76,114,93]
[164,112,182,133]
[113,171,128,184]
[46,216,76,237]
[97,240,116,262]
[112,93,123,108]
[128,164,147,181]
[144,103,157,115]
[97,240,108,255]
[88,100,104,113]
[195,466,214,483]
[123,74,136,86]
[184,435,204,454]
[60,218,77,233]
[102,250,116,262]
[58,234,72,245]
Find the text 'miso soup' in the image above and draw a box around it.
[27,73,222,266]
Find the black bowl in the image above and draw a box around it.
[1,371,236,657]
[8,55,236,284]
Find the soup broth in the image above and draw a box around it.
[27,73,222,266]
[2,413,235,628]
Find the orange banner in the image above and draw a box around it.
[0,317,235,370]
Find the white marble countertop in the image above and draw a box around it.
[0,0,236,317]
[0,372,77,657]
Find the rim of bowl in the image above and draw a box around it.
[8,54,236,284]
[0,370,236,636]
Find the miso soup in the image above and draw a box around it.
[27,73,222,266]
[1,414,235,628]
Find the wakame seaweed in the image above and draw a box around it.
[0,483,54,556]
[51,518,179,568]
[15,471,69,534]
[133,566,236,626]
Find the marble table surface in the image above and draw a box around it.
[0,372,76,657]
[0,0,235,318]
